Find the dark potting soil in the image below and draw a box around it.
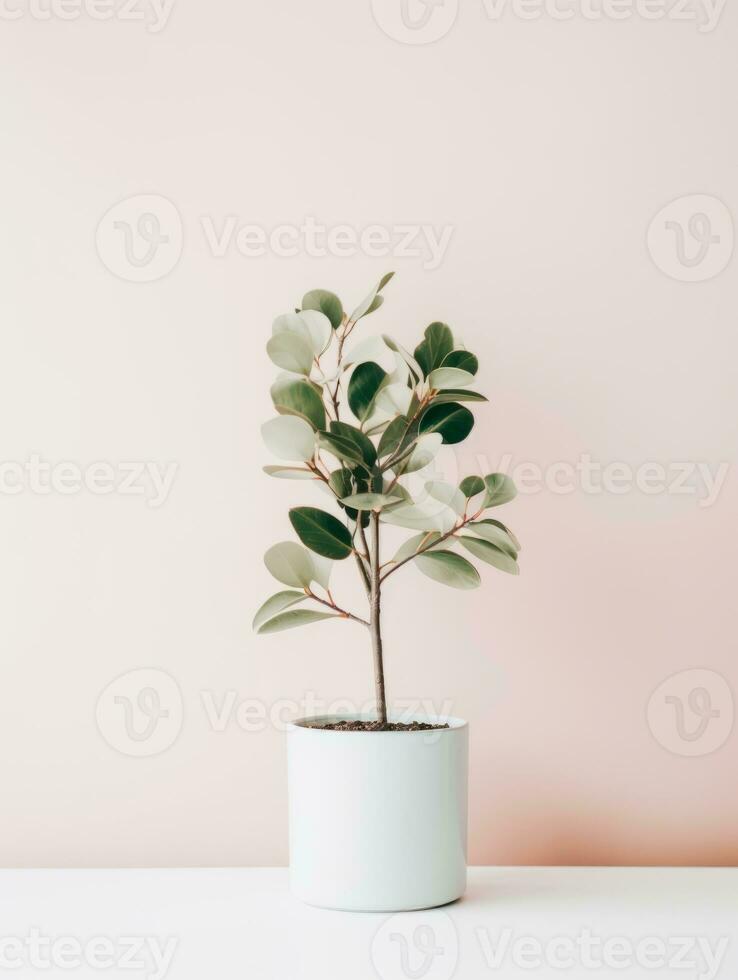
[306,720,450,732]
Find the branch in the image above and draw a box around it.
[380,509,482,583]
[307,589,369,628]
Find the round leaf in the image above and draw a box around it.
[266,332,313,375]
[374,382,413,416]
[414,322,454,377]
[270,376,326,430]
[289,507,353,559]
[261,416,315,461]
[299,310,333,356]
[264,542,315,588]
[401,432,443,474]
[419,403,474,445]
[483,473,517,508]
[442,350,478,375]
[459,476,485,498]
[301,289,344,330]
[415,551,481,589]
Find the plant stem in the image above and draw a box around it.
[369,512,388,724]
[306,589,369,628]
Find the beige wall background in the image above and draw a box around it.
[1,0,736,867]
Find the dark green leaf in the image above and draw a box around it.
[431,389,488,405]
[459,476,485,498]
[419,403,474,445]
[301,289,343,330]
[270,376,326,431]
[329,421,377,468]
[442,350,478,375]
[414,322,454,378]
[378,415,409,458]
[347,362,387,422]
[318,432,371,473]
[289,507,353,559]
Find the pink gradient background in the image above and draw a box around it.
[0,1,735,867]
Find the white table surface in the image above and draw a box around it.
[1,867,735,979]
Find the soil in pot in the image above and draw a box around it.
[305,720,450,732]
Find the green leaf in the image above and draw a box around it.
[264,542,316,588]
[318,431,371,473]
[256,609,340,634]
[442,350,478,375]
[252,590,307,631]
[261,416,316,461]
[378,415,409,458]
[270,376,326,430]
[273,311,331,357]
[302,289,343,330]
[329,421,377,468]
[467,520,519,557]
[289,507,353,559]
[340,492,402,510]
[459,536,519,575]
[374,382,413,416]
[349,272,395,322]
[382,335,423,383]
[425,480,465,516]
[475,518,521,551]
[414,322,454,378]
[380,499,456,532]
[419,403,474,445]
[427,367,475,390]
[391,531,443,564]
[415,551,481,589]
[347,362,387,422]
[263,465,317,480]
[459,476,485,497]
[431,389,488,405]
[266,332,314,375]
[483,473,517,508]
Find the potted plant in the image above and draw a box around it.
[254,273,520,911]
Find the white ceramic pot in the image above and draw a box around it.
[287,713,468,912]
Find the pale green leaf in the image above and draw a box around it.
[340,492,402,510]
[263,465,317,480]
[261,416,315,462]
[425,480,466,516]
[266,331,314,375]
[264,542,315,588]
[483,473,517,508]
[256,609,340,634]
[415,550,480,589]
[459,536,520,574]
[252,590,307,631]
[428,367,475,390]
